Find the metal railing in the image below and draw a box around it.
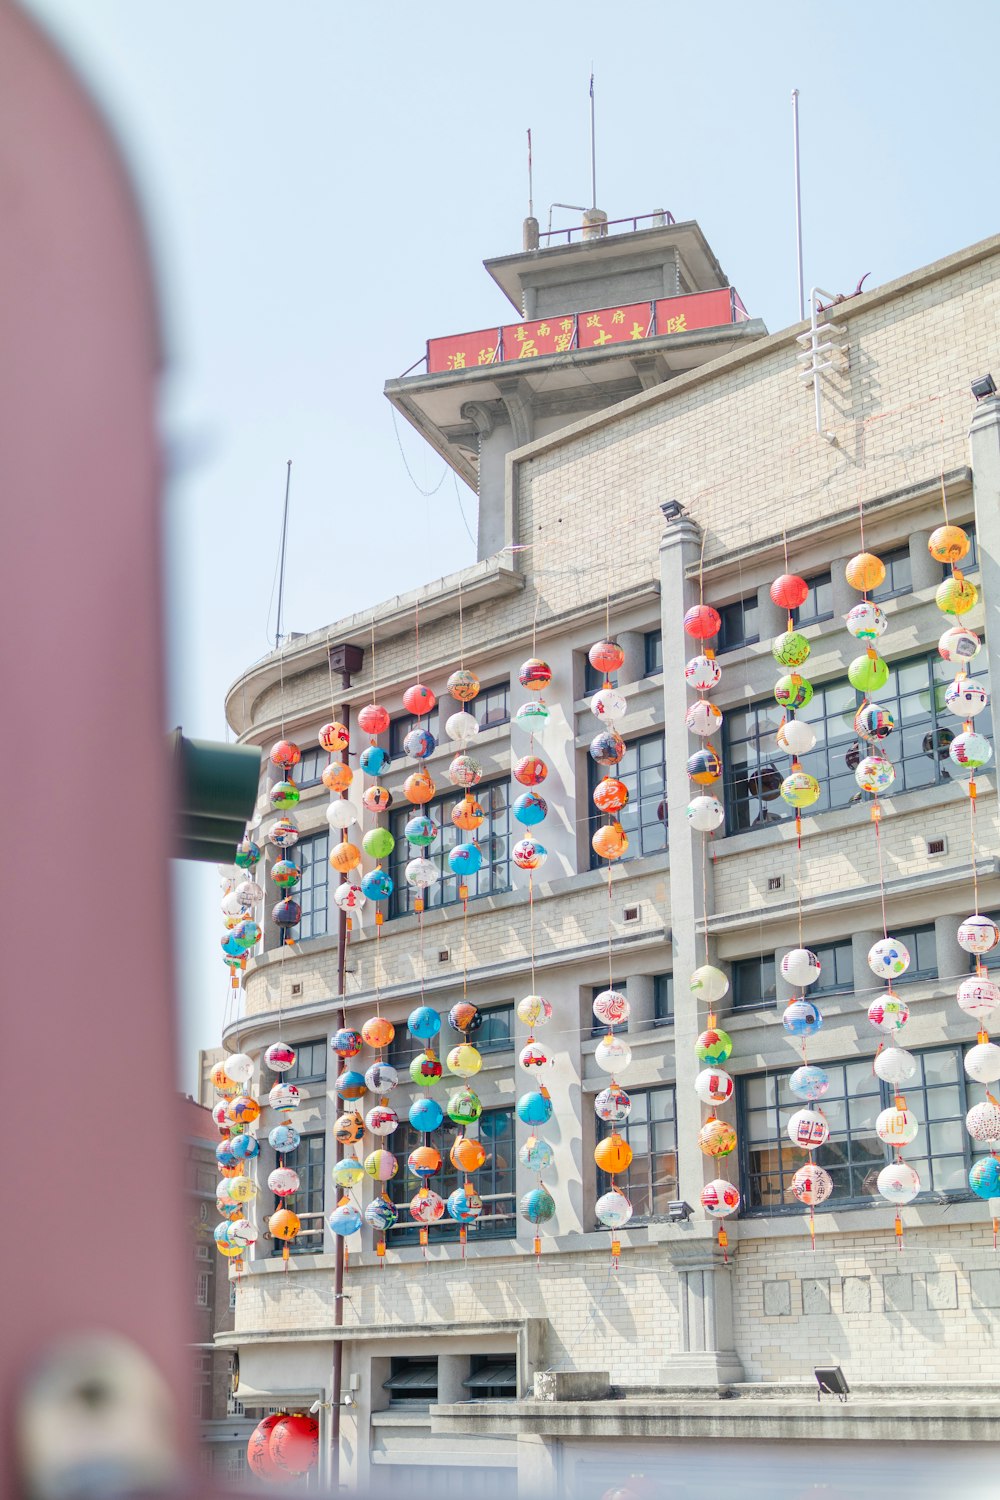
[538,208,676,246]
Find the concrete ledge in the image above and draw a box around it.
[533,1371,609,1401]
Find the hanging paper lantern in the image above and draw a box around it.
[327,800,357,831]
[227,1218,258,1251]
[520,1187,556,1224]
[936,575,979,616]
[957,976,1000,1021]
[686,795,725,832]
[403,683,437,716]
[334,1069,366,1101]
[854,702,895,743]
[448,669,481,702]
[269,1124,300,1152]
[789,1065,830,1101]
[782,999,823,1036]
[404,813,439,847]
[451,1136,486,1173]
[333,881,366,914]
[868,936,910,978]
[592,823,628,861]
[969,1155,1000,1198]
[329,841,362,874]
[362,1016,395,1048]
[690,964,730,1004]
[867,993,909,1031]
[270,860,301,893]
[322,762,353,794]
[516,1090,552,1125]
[590,731,626,766]
[791,1163,833,1206]
[685,654,722,691]
[447,843,482,878]
[775,720,816,757]
[447,1187,484,1222]
[403,769,436,804]
[845,601,887,642]
[845,552,886,591]
[408,1144,442,1180]
[939,625,981,662]
[247,1416,283,1481]
[683,604,721,639]
[269,1082,302,1112]
[328,1202,363,1238]
[596,1188,634,1229]
[360,745,391,777]
[265,1044,296,1077]
[686,700,723,737]
[594,1134,633,1174]
[270,1415,320,1479]
[221,1052,254,1085]
[513,701,550,734]
[694,1068,734,1105]
[409,1096,444,1132]
[319,721,350,753]
[332,1158,366,1189]
[449,1000,482,1033]
[364,1061,398,1094]
[946,678,989,718]
[445,710,480,745]
[848,654,889,694]
[595,1084,632,1123]
[593,777,629,814]
[365,1195,398,1231]
[333,1028,363,1057]
[452,796,485,831]
[517,994,553,1027]
[786,1108,830,1148]
[590,639,626,674]
[874,1046,918,1085]
[696,1027,733,1064]
[228,1176,258,1204]
[513,755,549,786]
[448,1087,483,1124]
[513,791,548,826]
[779,768,820,808]
[362,828,395,862]
[512,837,548,871]
[362,785,393,815]
[699,1118,737,1157]
[519,1134,555,1170]
[595,1035,632,1073]
[235,838,261,869]
[877,1161,921,1204]
[231,1134,260,1162]
[268,1166,300,1196]
[855,755,895,794]
[593,988,630,1026]
[875,1105,919,1147]
[410,1189,446,1224]
[966,1102,1000,1143]
[360,869,393,901]
[210,1061,237,1094]
[448,754,483,788]
[216,1139,238,1170]
[687,747,722,784]
[966,1042,1000,1083]
[410,1052,443,1087]
[357,704,390,737]
[333,1112,364,1144]
[928,523,970,564]
[772,632,812,669]
[364,1149,398,1181]
[267,1208,300,1242]
[780,948,821,988]
[770,573,809,609]
[958,915,1000,954]
[701,1181,741,1221]
[519,1041,550,1070]
[950,731,993,770]
[591,688,628,724]
[225,1096,260,1127]
[270,780,301,811]
[211,1101,231,1129]
[519,658,552,691]
[235,877,265,908]
[447,1043,483,1077]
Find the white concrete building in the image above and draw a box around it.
[214,217,1000,1497]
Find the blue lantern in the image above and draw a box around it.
[405,814,439,847]
[268,1124,300,1152]
[360,744,391,776]
[782,999,823,1037]
[969,1155,1000,1199]
[446,1187,483,1223]
[231,1133,260,1161]
[788,1064,830,1101]
[448,843,483,876]
[364,1196,398,1231]
[408,1005,441,1040]
[516,1090,553,1126]
[409,1097,444,1133]
[328,1202,363,1237]
[361,869,394,901]
[513,792,548,827]
[404,728,437,760]
[519,1186,556,1224]
[216,1139,238,1169]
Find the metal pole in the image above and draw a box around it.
[792,88,805,322]
[274,459,292,648]
[589,72,597,210]
[331,684,351,1490]
[527,128,533,219]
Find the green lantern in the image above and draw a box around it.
[848,653,889,694]
[362,826,395,860]
[774,673,813,710]
[772,631,811,669]
[447,1086,483,1124]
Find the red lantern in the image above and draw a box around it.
[513,755,548,787]
[269,1412,320,1476]
[357,703,390,736]
[247,1414,283,1480]
[588,639,626,674]
[403,683,437,715]
[682,604,721,640]
[769,573,808,609]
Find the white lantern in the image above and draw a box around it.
[945,678,989,718]
[867,936,911,979]
[957,914,1000,954]
[873,1047,917,1085]
[787,1108,829,1149]
[326,800,357,830]
[594,1036,632,1074]
[690,965,729,1004]
[519,1041,549,1071]
[227,1217,258,1248]
[365,1105,399,1136]
[267,1167,300,1196]
[445,711,480,746]
[780,948,821,988]
[965,1042,1000,1084]
[694,1067,734,1105]
[845,600,887,641]
[591,688,627,724]
[364,1062,398,1094]
[776,719,817,756]
[269,1082,301,1111]
[224,1052,255,1084]
[595,1188,633,1229]
[957,975,1000,1021]
[235,879,264,907]
[939,626,981,663]
[686,795,725,832]
[867,994,909,1032]
[966,1101,1000,1143]
[221,890,245,918]
[404,857,440,890]
[685,655,722,692]
[877,1162,920,1205]
[517,994,552,1027]
[701,1179,741,1218]
[592,989,630,1026]
[950,731,993,770]
[685,700,723,738]
[875,1106,919,1148]
[334,881,366,912]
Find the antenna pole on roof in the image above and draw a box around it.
[792,88,805,322]
[527,128,533,219]
[589,71,597,210]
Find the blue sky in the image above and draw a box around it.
[23,0,1000,1086]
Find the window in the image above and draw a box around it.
[792,571,834,627]
[716,595,759,653]
[388,782,511,917]
[653,974,674,1026]
[644,630,663,676]
[195,1273,210,1307]
[296,831,330,940]
[889,923,937,982]
[196,1244,211,1260]
[476,1004,515,1054]
[193,1352,212,1419]
[596,1086,677,1220]
[198,1201,210,1223]
[271,1133,325,1255]
[587,733,667,868]
[731,955,777,1011]
[463,1356,517,1400]
[740,1046,974,1212]
[383,1358,438,1407]
[809,940,854,996]
[296,745,327,788]
[284,1038,327,1086]
[941,522,978,578]
[590,982,626,1038]
[870,546,912,603]
[385,1108,515,1243]
[389,681,510,756]
[229,1283,238,1310]
[723,648,992,834]
[584,657,605,695]
[387,1005,514,1070]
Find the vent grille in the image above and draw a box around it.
[767,875,784,892]
[438,949,450,963]
[927,837,947,856]
[290,981,303,998]
[623,906,640,923]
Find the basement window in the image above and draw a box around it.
[382,1358,438,1407]
[462,1358,518,1400]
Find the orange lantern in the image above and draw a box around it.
[268,1208,301,1242]
[450,1135,487,1173]
[322,761,353,793]
[403,769,436,805]
[357,703,390,736]
[592,823,628,862]
[210,1060,236,1094]
[363,785,392,813]
[593,777,628,814]
[594,1133,633,1175]
[928,524,970,565]
[589,639,626,675]
[845,551,886,592]
[318,720,350,753]
[362,1016,395,1049]
[225,1095,260,1126]
[452,795,485,830]
[329,841,362,873]
[334,1111,365,1144]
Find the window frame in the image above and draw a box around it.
[293,829,330,942]
[870,545,913,604]
[295,745,327,789]
[587,731,667,869]
[596,1085,678,1223]
[716,595,760,654]
[808,940,855,997]
[731,954,777,1012]
[283,1037,328,1086]
[385,1106,516,1244]
[643,629,663,676]
[388,779,512,918]
[791,571,834,627]
[653,973,674,1027]
[270,1131,325,1256]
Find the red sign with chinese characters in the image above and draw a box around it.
[576,301,654,349]
[500,314,576,360]
[653,288,734,336]
[427,327,500,374]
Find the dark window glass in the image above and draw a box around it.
[890,923,937,982]
[739,1047,973,1213]
[732,956,777,1011]
[653,974,674,1026]
[584,658,604,695]
[384,1358,438,1406]
[941,522,978,578]
[792,572,834,627]
[475,680,510,730]
[810,940,854,996]
[587,733,667,868]
[597,1086,677,1220]
[722,649,992,834]
[870,546,912,603]
[388,781,511,917]
[474,1004,514,1054]
[385,1108,515,1243]
[717,596,759,653]
[389,682,510,756]
[283,1039,327,1086]
[644,630,663,675]
[590,981,627,1038]
[295,831,330,940]
[296,746,326,788]
[271,1133,324,1254]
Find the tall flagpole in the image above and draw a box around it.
[589,71,597,210]
[274,459,292,648]
[792,88,805,322]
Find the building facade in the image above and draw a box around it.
[217,220,1000,1495]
